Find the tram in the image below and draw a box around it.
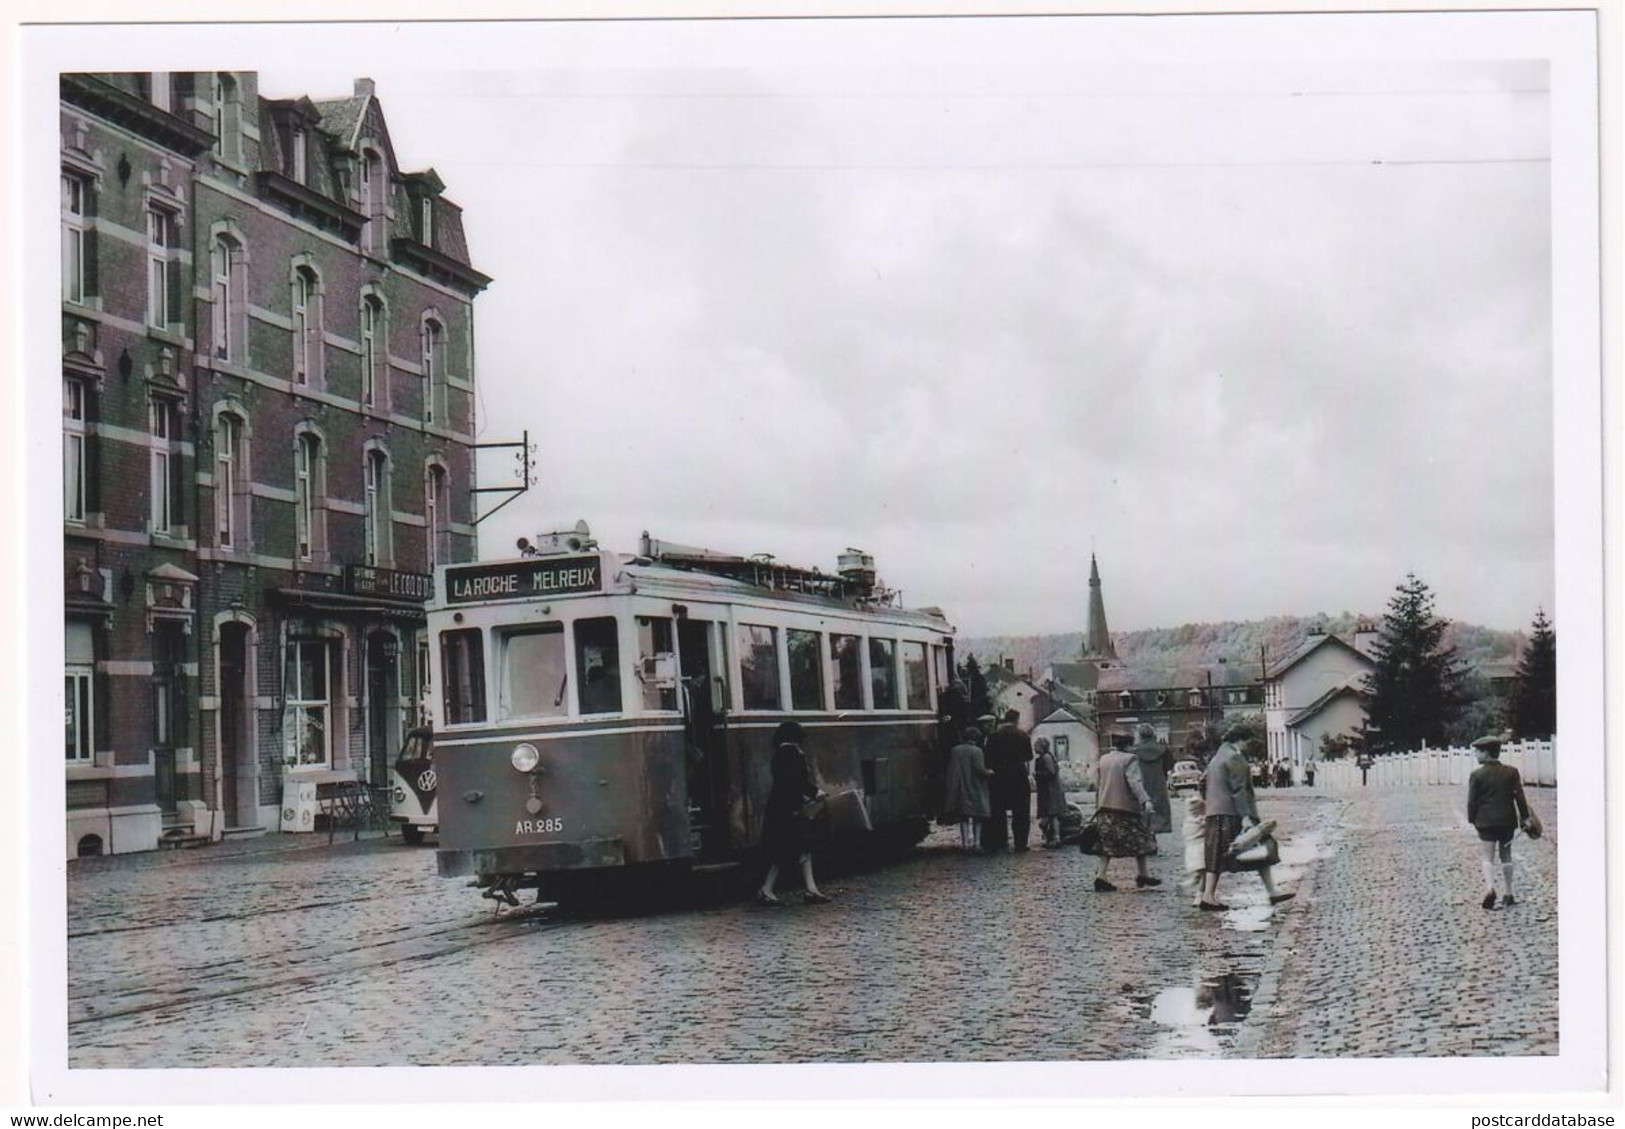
[426,523,956,905]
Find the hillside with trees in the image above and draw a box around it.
[960,612,1524,682]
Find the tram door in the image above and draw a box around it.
[678,618,730,857]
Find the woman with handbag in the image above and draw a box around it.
[1090,739,1161,891]
[1199,727,1293,911]
[1466,734,1537,909]
[756,721,831,906]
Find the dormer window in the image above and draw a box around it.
[291,125,307,184]
[360,148,386,254]
[420,198,433,247]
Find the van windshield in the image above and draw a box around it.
[395,731,432,766]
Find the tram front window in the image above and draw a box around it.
[500,624,568,720]
[575,616,622,715]
[440,628,486,725]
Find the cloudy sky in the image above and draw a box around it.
[260,29,1556,637]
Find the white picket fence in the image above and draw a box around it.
[1315,739,1556,791]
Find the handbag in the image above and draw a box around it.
[1522,810,1544,840]
[1229,819,1277,854]
[1077,816,1103,856]
[1232,834,1281,869]
[798,795,829,823]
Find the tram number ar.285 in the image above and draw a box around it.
[515,817,565,835]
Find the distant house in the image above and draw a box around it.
[993,675,1046,731]
[1263,629,1378,768]
[1091,663,1263,751]
[1032,704,1099,791]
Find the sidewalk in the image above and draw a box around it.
[65,825,401,875]
[1245,783,1558,1057]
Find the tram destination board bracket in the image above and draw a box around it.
[444,556,603,604]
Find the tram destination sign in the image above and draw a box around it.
[444,556,603,604]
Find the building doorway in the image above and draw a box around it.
[152,621,186,819]
[366,631,398,786]
[219,622,252,827]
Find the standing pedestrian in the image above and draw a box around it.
[1130,723,1173,835]
[937,679,972,747]
[941,725,994,852]
[1467,734,1535,909]
[1090,739,1161,891]
[1304,761,1317,788]
[1033,736,1068,848]
[756,721,831,906]
[1199,725,1293,911]
[983,710,1034,852]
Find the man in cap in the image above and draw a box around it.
[1467,733,1533,909]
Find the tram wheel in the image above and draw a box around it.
[400,824,426,846]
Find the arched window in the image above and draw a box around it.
[425,464,449,571]
[210,234,245,361]
[216,411,248,550]
[295,432,323,562]
[360,294,385,408]
[364,449,391,567]
[212,73,240,162]
[291,266,320,387]
[420,318,443,425]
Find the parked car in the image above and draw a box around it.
[1169,760,1203,792]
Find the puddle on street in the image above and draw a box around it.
[1129,968,1260,1057]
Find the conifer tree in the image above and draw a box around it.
[1361,574,1465,752]
[960,654,993,719]
[1509,608,1557,739]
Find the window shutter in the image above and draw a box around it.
[94,670,110,753]
[82,226,99,299]
[84,422,100,515]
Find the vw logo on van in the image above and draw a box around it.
[417,769,438,793]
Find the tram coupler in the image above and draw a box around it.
[481,877,521,908]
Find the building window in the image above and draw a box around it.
[295,433,321,562]
[360,149,385,254]
[1054,735,1070,759]
[425,464,449,571]
[146,206,177,328]
[149,397,177,535]
[66,665,94,763]
[421,318,443,425]
[420,197,433,246]
[215,412,245,549]
[364,449,390,567]
[360,295,384,407]
[209,235,242,360]
[63,378,86,524]
[291,125,307,184]
[61,174,89,304]
[291,267,318,386]
[284,639,331,767]
[212,73,239,162]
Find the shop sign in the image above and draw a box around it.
[344,564,435,602]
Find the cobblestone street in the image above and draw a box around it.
[65,784,1557,1068]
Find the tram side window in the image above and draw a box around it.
[869,637,898,710]
[636,616,678,712]
[787,629,824,711]
[738,624,780,711]
[575,617,622,715]
[500,624,568,720]
[903,641,930,710]
[830,633,863,710]
[440,628,487,725]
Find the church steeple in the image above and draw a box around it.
[1083,553,1117,662]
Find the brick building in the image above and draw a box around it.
[61,72,490,856]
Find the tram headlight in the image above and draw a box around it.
[510,743,541,774]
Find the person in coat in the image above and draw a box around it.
[983,710,1035,852]
[1091,741,1160,890]
[1129,723,1174,835]
[1467,734,1534,909]
[1033,736,1068,847]
[937,679,972,747]
[941,725,994,851]
[756,721,831,906]
[1199,727,1293,911]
